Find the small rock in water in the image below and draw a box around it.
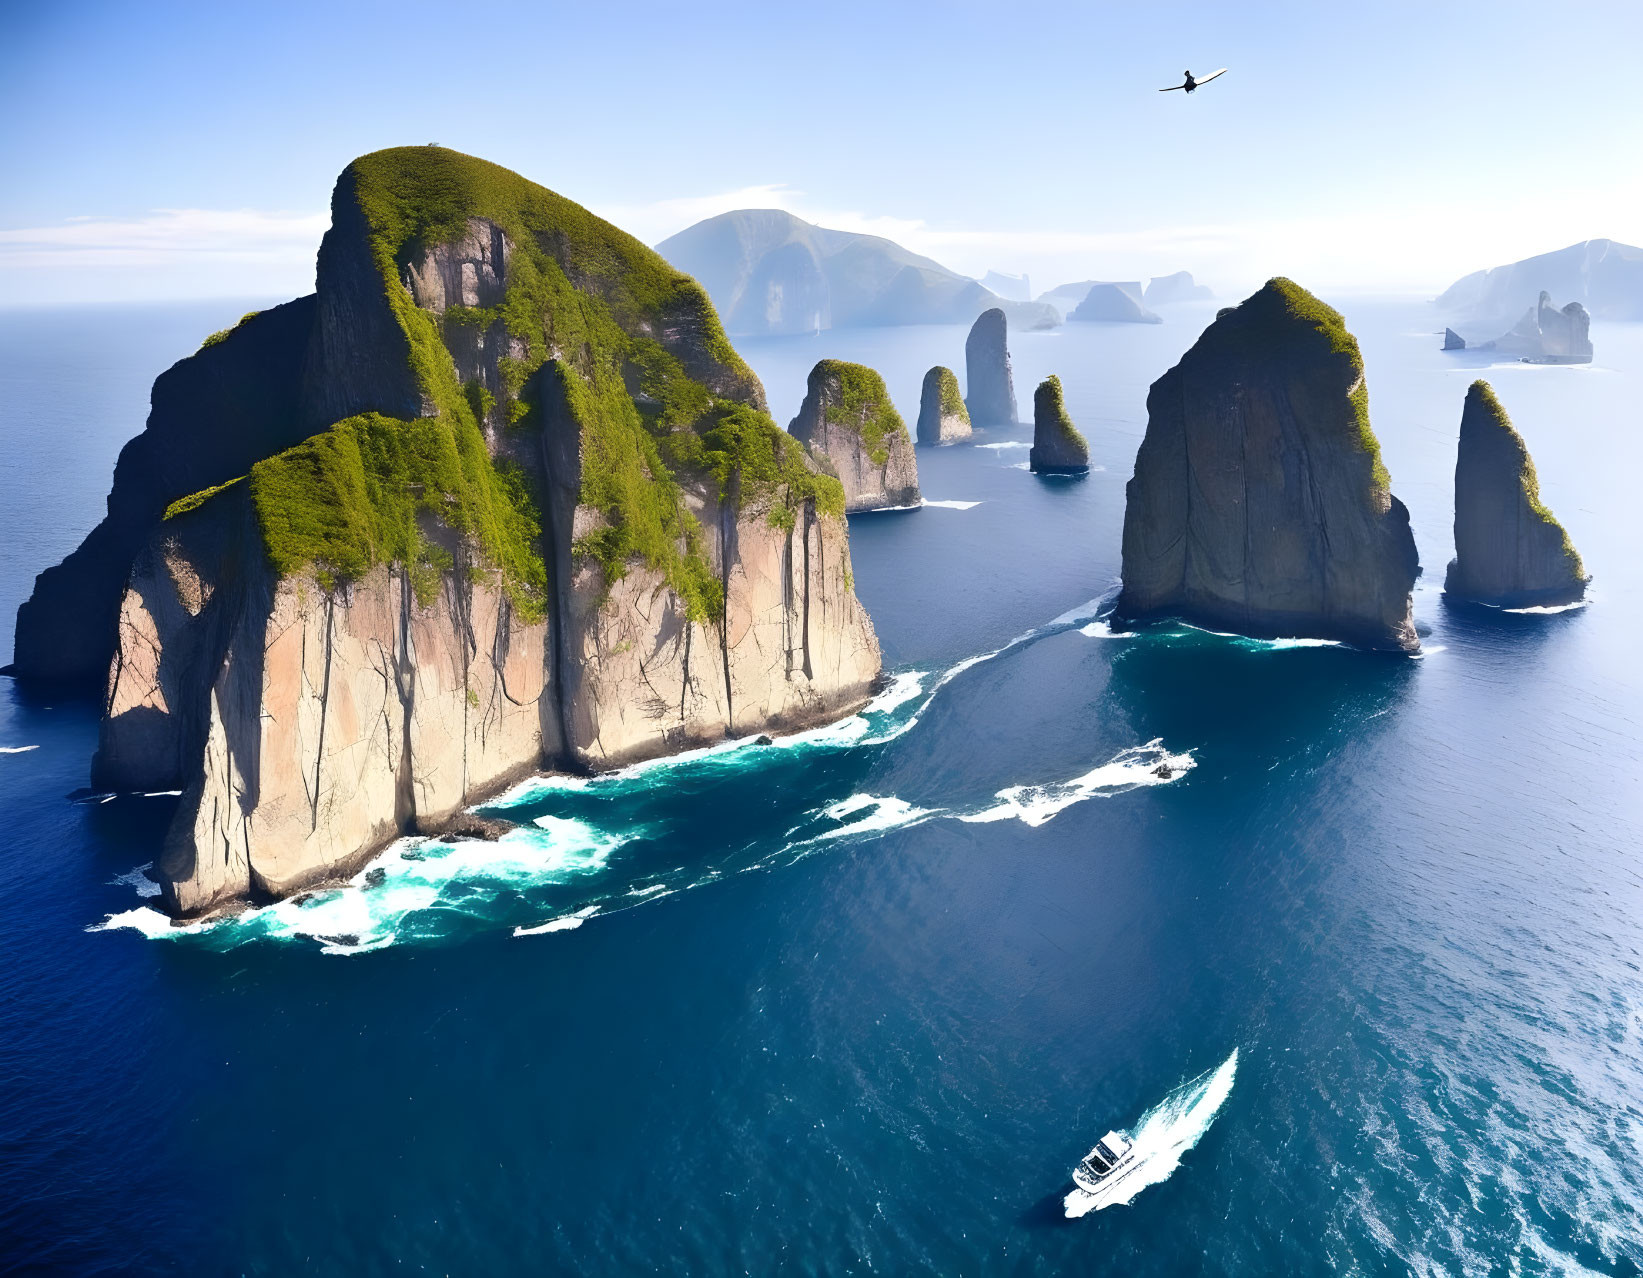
[434,813,512,843]
[363,867,386,888]
[753,735,774,746]
[1153,763,1174,779]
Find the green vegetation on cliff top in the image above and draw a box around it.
[814,359,907,467]
[1033,375,1088,453]
[1467,379,1584,572]
[172,146,843,624]
[1212,277,1391,496]
[930,366,969,423]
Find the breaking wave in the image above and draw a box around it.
[920,499,982,510]
[1064,1048,1239,1218]
[91,594,1197,954]
[0,744,39,754]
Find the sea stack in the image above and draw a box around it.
[18,148,883,917]
[1115,278,1421,651]
[916,366,972,445]
[1443,327,1467,351]
[1028,376,1090,475]
[964,308,1017,425]
[1444,380,1587,608]
[1070,283,1163,324]
[789,360,920,510]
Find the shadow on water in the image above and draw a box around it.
[1017,1185,1080,1231]
[1100,621,1419,774]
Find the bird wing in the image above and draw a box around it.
[1197,68,1228,83]
[1158,84,1186,91]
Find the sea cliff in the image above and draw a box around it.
[24,147,882,915]
[1115,278,1420,651]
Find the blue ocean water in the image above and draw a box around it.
[1,297,1641,1275]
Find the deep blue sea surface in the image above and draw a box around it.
[2,297,1641,1275]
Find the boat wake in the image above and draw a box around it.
[1064,1048,1239,1218]
[91,594,1194,954]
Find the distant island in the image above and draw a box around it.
[1037,272,1211,321]
[1441,291,1593,364]
[655,210,1059,336]
[12,147,884,918]
[1437,238,1643,323]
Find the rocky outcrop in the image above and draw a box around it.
[916,366,971,445]
[657,209,1059,334]
[46,147,882,916]
[1144,272,1213,306]
[1444,381,1587,608]
[1070,284,1163,324]
[1115,278,1421,652]
[1443,327,1467,351]
[1447,293,1592,363]
[1028,376,1090,474]
[789,361,919,510]
[964,308,1018,425]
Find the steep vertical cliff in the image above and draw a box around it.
[1444,381,1587,608]
[1028,376,1090,474]
[916,366,971,445]
[1115,279,1421,651]
[54,147,881,916]
[964,308,1018,425]
[788,361,920,511]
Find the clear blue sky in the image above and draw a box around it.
[3,0,1640,303]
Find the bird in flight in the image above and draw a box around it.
[1160,68,1227,93]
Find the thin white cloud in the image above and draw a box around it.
[0,208,327,269]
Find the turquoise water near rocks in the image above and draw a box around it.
[2,298,1641,1274]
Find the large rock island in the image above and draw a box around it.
[1028,376,1090,474]
[1444,381,1587,608]
[788,360,920,511]
[17,147,883,916]
[1115,278,1421,651]
[916,366,971,445]
[964,308,1018,426]
[1069,283,1163,324]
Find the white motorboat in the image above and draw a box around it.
[1068,1130,1141,1205]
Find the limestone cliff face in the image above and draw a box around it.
[1444,381,1587,608]
[916,366,971,446]
[1115,279,1421,652]
[1028,376,1090,474]
[964,308,1017,426]
[788,361,920,511]
[62,147,881,916]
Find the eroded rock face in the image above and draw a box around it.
[964,308,1017,425]
[1488,292,1593,362]
[1029,376,1090,474]
[1444,381,1587,608]
[788,361,920,510]
[1443,328,1467,351]
[1070,283,1163,324]
[1115,278,1421,651]
[64,149,882,916]
[916,366,971,445]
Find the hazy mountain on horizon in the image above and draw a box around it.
[1438,238,1643,322]
[656,209,1059,336]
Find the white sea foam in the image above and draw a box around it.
[515,905,601,936]
[1009,461,1031,470]
[961,741,1195,827]
[0,745,39,754]
[977,441,1031,450]
[857,501,921,513]
[1502,601,1587,615]
[920,499,982,510]
[1078,620,1131,640]
[109,862,161,898]
[1064,1048,1239,1218]
[141,789,183,797]
[1177,623,1346,650]
[88,906,215,939]
[810,793,941,842]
